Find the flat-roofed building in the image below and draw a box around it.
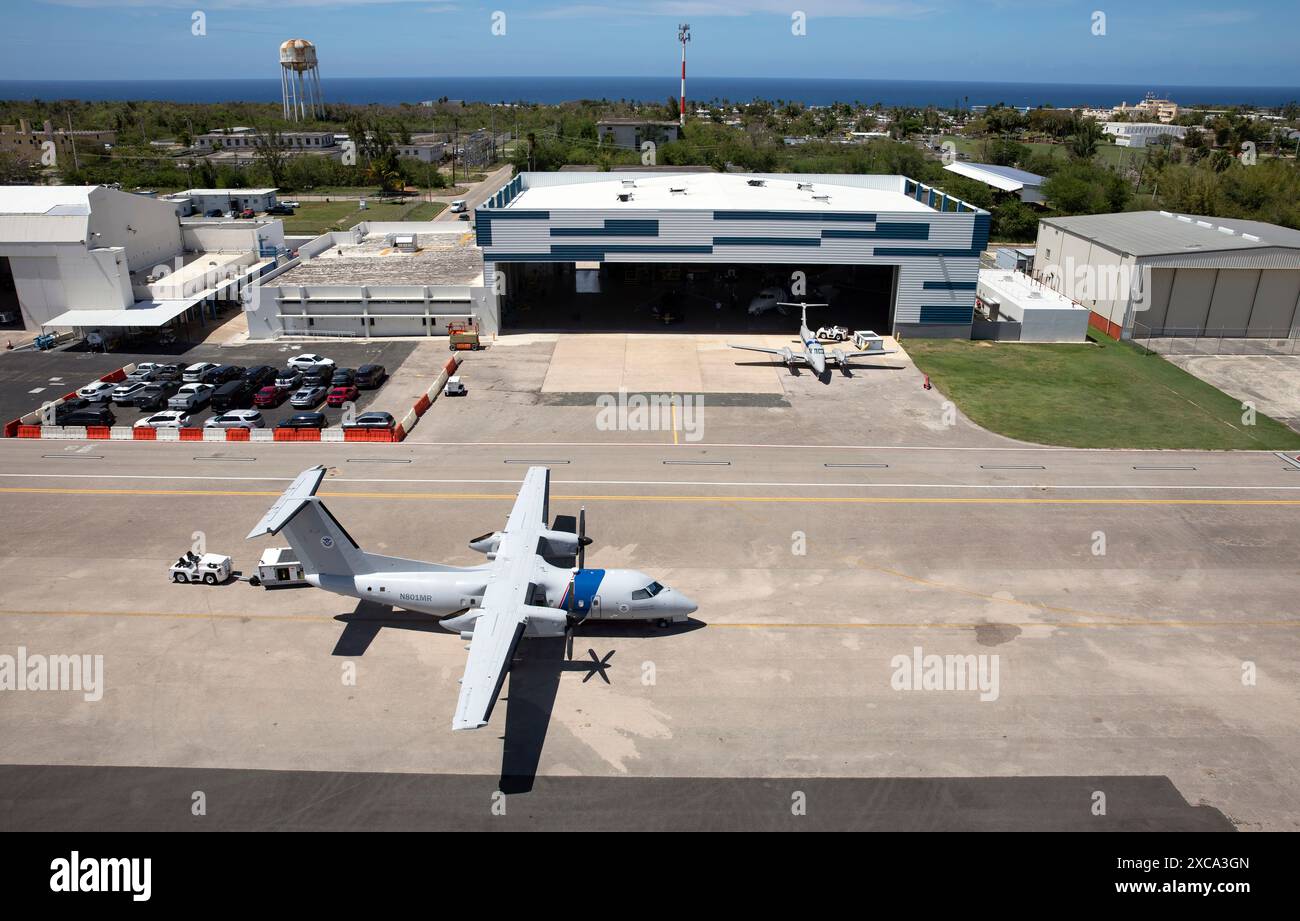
[246,222,494,339]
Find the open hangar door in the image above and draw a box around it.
[497,261,896,334]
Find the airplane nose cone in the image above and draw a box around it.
[676,592,698,616]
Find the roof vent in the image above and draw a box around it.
[621,179,636,188]
[669,186,687,194]
[1195,220,1213,228]
[1242,233,1261,242]
[747,179,766,187]
[617,192,633,202]
[811,194,830,202]
[1176,215,1193,223]
[1217,225,1235,235]
[797,182,814,191]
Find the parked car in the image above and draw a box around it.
[77,381,115,402]
[288,353,334,371]
[60,406,116,427]
[253,385,290,408]
[280,200,300,209]
[326,384,359,408]
[355,364,387,389]
[243,365,278,389]
[301,366,332,387]
[276,412,327,430]
[349,411,395,429]
[289,385,328,409]
[134,410,193,429]
[238,208,255,219]
[111,381,150,405]
[52,398,90,424]
[168,383,213,411]
[203,364,244,386]
[274,368,303,390]
[330,368,356,387]
[204,209,225,218]
[125,364,158,382]
[182,362,220,383]
[132,381,180,411]
[151,363,183,382]
[210,379,257,412]
[205,410,266,430]
[266,204,295,216]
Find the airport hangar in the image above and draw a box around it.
[1034,211,1300,340]
[474,171,990,338]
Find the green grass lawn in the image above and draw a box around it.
[282,198,447,234]
[940,135,1138,169]
[906,336,1300,450]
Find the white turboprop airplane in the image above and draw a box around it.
[730,301,895,375]
[247,466,697,730]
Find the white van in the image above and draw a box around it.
[450,200,467,213]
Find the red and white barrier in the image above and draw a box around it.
[6,359,406,444]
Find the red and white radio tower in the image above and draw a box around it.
[678,23,690,128]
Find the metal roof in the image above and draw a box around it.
[0,186,94,216]
[43,298,200,329]
[1042,211,1300,258]
[944,161,1044,191]
[184,189,279,197]
[508,172,935,213]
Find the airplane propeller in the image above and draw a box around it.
[565,505,592,661]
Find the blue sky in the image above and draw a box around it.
[3,0,1298,85]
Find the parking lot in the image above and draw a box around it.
[1,340,420,433]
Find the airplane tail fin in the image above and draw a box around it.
[247,466,364,578]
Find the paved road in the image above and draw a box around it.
[0,438,1296,829]
[432,164,513,221]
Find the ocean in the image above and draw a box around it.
[0,76,1295,109]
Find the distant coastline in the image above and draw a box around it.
[1,76,1295,109]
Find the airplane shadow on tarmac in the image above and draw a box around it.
[731,358,905,384]
[330,599,706,796]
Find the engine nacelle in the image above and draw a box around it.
[538,528,585,556]
[469,531,503,554]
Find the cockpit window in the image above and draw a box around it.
[632,581,664,600]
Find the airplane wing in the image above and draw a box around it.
[842,349,897,359]
[451,466,555,730]
[729,344,805,361]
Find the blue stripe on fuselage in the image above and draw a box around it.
[561,568,605,621]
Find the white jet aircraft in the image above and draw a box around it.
[730,301,895,375]
[247,466,697,730]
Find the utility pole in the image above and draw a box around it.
[66,111,80,172]
[678,23,690,129]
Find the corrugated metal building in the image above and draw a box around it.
[476,171,989,338]
[1034,211,1300,339]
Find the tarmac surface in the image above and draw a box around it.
[0,438,1297,830]
[2,327,1299,831]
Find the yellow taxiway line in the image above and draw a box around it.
[1,485,1298,506]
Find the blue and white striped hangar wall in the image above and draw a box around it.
[476,172,990,338]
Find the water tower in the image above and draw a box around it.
[280,39,325,122]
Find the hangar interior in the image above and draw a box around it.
[496,261,898,334]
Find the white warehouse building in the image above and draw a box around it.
[0,185,285,334]
[1034,211,1300,340]
[475,171,990,338]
